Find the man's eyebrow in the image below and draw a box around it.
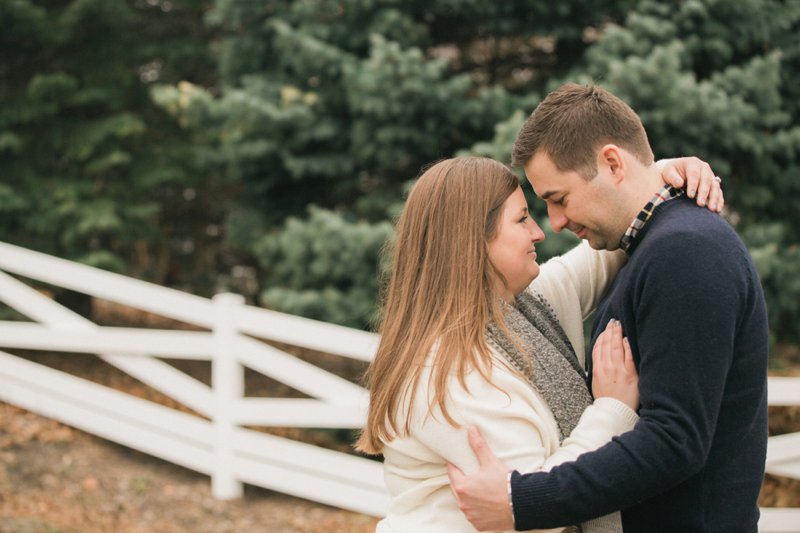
[539,190,559,200]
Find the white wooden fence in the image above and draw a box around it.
[762,377,800,532]
[0,241,386,516]
[0,240,798,530]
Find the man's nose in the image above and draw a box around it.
[547,205,567,233]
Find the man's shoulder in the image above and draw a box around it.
[627,202,758,293]
[643,201,744,256]
[654,197,732,231]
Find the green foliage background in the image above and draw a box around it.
[3,0,799,346]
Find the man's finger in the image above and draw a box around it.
[467,426,496,467]
[447,462,465,484]
[447,463,465,502]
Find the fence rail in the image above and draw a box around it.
[0,241,798,529]
[0,241,385,515]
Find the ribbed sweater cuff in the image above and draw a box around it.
[510,469,562,530]
[593,397,640,429]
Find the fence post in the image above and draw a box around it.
[212,292,245,499]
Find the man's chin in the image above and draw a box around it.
[586,238,619,252]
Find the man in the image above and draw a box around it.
[448,83,769,532]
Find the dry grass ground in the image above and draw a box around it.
[0,403,379,533]
[1,299,381,532]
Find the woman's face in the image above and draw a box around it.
[487,186,545,300]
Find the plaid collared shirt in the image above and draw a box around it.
[619,185,685,253]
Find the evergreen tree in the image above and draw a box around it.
[0,0,219,291]
[7,0,798,343]
[255,206,393,328]
[156,0,633,325]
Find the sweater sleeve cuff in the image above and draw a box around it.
[507,471,515,529]
[510,469,555,530]
[510,469,571,531]
[510,470,525,530]
[593,396,640,429]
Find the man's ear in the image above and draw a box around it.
[598,144,626,184]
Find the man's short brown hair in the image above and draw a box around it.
[511,83,654,179]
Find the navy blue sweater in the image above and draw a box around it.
[511,196,769,532]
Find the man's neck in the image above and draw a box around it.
[628,166,665,216]
[609,166,665,248]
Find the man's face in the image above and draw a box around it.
[524,151,625,251]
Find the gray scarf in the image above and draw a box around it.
[486,291,622,533]
[486,291,592,440]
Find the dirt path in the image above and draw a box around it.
[0,403,379,533]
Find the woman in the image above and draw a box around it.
[356,157,719,532]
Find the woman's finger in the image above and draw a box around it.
[707,181,721,212]
[663,166,684,189]
[610,320,624,363]
[623,337,635,374]
[684,159,703,199]
[694,164,715,207]
[602,320,616,369]
[593,321,613,373]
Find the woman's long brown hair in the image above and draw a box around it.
[356,157,519,454]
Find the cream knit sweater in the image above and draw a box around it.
[376,242,638,533]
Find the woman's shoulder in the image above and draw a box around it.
[407,343,541,421]
[418,341,521,387]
